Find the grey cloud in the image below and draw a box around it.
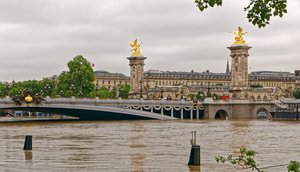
[0,0,299,81]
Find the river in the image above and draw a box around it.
[0,119,299,172]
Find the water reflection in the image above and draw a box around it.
[130,122,145,172]
[24,150,32,160]
[188,165,201,172]
[230,120,251,154]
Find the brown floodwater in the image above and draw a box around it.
[0,119,299,172]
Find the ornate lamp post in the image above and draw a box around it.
[79,90,83,97]
[60,90,64,97]
[44,83,51,97]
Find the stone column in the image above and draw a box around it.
[127,56,147,99]
[228,44,251,99]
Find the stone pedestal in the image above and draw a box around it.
[127,56,147,99]
[228,44,251,99]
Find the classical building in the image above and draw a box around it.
[94,70,129,90]
[94,69,298,100]
[94,29,299,100]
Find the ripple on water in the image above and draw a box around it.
[0,119,299,171]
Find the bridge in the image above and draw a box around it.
[0,97,282,120]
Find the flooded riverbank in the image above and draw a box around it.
[0,119,299,171]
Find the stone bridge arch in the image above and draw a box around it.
[207,105,232,119]
[215,109,229,119]
[252,105,272,119]
[0,104,175,120]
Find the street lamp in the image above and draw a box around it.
[70,84,76,96]
[79,90,83,97]
[60,90,64,97]
[44,83,51,97]
[160,87,164,99]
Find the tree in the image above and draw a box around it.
[57,55,95,97]
[216,146,263,171]
[215,146,300,172]
[98,86,113,99]
[0,83,10,97]
[118,85,130,99]
[194,0,287,28]
[8,81,24,97]
[288,161,300,172]
[21,80,43,96]
[40,78,57,97]
[293,89,300,99]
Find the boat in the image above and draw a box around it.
[270,99,299,120]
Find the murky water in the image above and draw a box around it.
[0,119,299,172]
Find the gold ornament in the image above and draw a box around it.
[233,26,246,45]
[25,95,33,103]
[129,39,143,56]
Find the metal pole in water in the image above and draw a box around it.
[188,131,200,166]
[23,135,32,150]
[297,103,299,121]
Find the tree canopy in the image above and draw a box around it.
[293,89,300,99]
[194,0,287,28]
[0,55,130,99]
[57,55,95,97]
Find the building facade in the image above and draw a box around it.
[94,68,298,100]
[94,31,299,100]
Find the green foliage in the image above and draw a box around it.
[21,80,43,96]
[57,55,95,97]
[195,0,222,11]
[188,93,195,100]
[245,0,287,28]
[1,56,97,98]
[212,93,219,100]
[0,83,10,97]
[215,146,263,172]
[288,161,300,172]
[250,84,263,88]
[216,146,299,172]
[98,86,113,99]
[56,71,71,97]
[8,82,24,96]
[40,78,57,97]
[196,91,205,100]
[293,89,300,99]
[194,0,287,28]
[118,85,130,99]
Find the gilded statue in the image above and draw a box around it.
[234,26,246,45]
[129,39,143,56]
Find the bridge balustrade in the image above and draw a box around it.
[0,97,205,120]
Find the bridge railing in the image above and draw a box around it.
[43,97,196,106]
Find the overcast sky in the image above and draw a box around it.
[0,0,299,82]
